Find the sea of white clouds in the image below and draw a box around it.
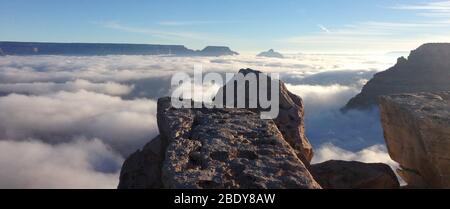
[0,53,401,188]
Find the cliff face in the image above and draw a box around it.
[379,92,450,188]
[344,43,450,110]
[119,97,321,189]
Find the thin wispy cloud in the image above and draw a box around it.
[100,21,206,40]
[392,1,450,18]
[318,24,330,33]
[280,1,450,53]
[96,21,239,48]
[281,25,450,53]
[392,1,450,11]
[157,20,238,26]
[363,21,450,28]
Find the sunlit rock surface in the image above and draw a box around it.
[118,97,321,189]
[215,69,313,164]
[379,92,450,188]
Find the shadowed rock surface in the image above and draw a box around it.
[311,160,399,189]
[118,97,321,189]
[215,69,313,164]
[379,92,450,188]
[344,43,450,111]
[117,135,164,189]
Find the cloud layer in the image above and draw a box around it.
[0,54,399,188]
[0,91,158,155]
[312,143,397,167]
[0,79,133,96]
[0,138,122,189]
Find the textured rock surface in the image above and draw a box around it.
[379,92,450,188]
[119,97,321,189]
[215,69,313,164]
[118,135,164,189]
[344,43,450,110]
[311,160,399,189]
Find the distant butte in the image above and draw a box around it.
[257,49,284,58]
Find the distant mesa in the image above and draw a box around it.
[343,43,450,111]
[0,41,239,57]
[257,49,284,58]
[197,46,239,56]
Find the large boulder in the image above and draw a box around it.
[311,160,399,189]
[118,97,321,189]
[344,43,450,111]
[215,69,313,164]
[379,92,450,188]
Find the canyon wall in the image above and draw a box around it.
[344,43,450,110]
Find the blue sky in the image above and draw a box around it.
[1,0,450,53]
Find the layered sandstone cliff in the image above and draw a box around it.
[379,92,450,188]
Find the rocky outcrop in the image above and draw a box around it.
[344,43,450,110]
[379,92,450,188]
[118,68,402,189]
[215,69,313,164]
[311,160,400,189]
[117,135,164,189]
[119,97,321,189]
[257,49,284,58]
